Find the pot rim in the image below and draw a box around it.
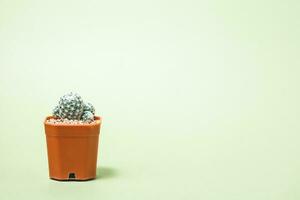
[44,116,102,127]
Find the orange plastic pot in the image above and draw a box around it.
[44,116,102,181]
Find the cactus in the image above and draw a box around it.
[81,111,94,122]
[83,102,95,115]
[52,92,96,122]
[58,92,84,120]
[53,105,60,118]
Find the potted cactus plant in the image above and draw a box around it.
[44,92,102,181]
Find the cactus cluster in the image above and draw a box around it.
[53,92,95,122]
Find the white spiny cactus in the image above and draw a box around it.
[83,102,95,115]
[81,111,94,122]
[58,92,84,120]
[52,92,96,122]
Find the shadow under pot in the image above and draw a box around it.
[44,116,102,181]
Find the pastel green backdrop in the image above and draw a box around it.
[0,0,299,199]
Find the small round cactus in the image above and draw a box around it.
[81,111,94,122]
[52,105,60,118]
[83,102,95,115]
[52,92,96,122]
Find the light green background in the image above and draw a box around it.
[0,0,299,199]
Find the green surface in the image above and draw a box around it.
[0,0,300,199]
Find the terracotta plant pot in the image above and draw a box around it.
[44,116,102,181]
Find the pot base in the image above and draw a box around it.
[50,177,96,181]
[50,172,96,181]
[49,177,96,182]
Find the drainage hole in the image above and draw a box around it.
[69,173,76,179]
